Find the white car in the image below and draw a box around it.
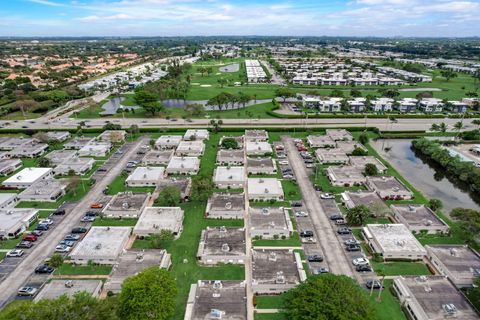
[55,245,71,253]
[295,211,309,217]
[6,249,24,257]
[39,218,54,225]
[81,216,96,222]
[320,193,335,199]
[278,160,289,165]
[352,257,370,266]
[18,287,37,296]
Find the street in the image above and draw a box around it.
[0,137,148,307]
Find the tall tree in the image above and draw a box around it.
[346,205,371,226]
[118,267,176,320]
[284,274,375,320]
[156,186,181,206]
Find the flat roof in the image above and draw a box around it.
[214,166,245,182]
[426,245,480,285]
[103,192,150,218]
[252,249,300,285]
[18,178,66,199]
[326,129,353,141]
[245,141,272,153]
[166,157,200,171]
[307,135,335,145]
[134,207,184,235]
[176,141,205,153]
[315,148,349,162]
[142,150,174,164]
[126,166,165,182]
[3,167,52,185]
[245,130,268,141]
[35,280,102,301]
[247,157,275,170]
[208,193,245,211]
[70,227,131,262]
[395,276,479,320]
[156,178,191,198]
[249,206,289,230]
[391,204,447,228]
[199,227,246,256]
[155,135,182,146]
[349,156,387,172]
[367,176,411,193]
[45,149,77,165]
[189,280,247,320]
[0,193,17,207]
[0,159,22,172]
[336,141,366,154]
[327,166,365,181]
[0,208,38,233]
[247,178,284,196]
[64,136,94,148]
[217,149,244,163]
[184,129,209,140]
[342,191,390,214]
[366,224,426,254]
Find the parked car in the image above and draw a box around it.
[35,224,49,231]
[16,241,33,249]
[344,239,360,246]
[314,185,322,191]
[300,230,314,238]
[59,240,75,247]
[346,244,361,252]
[39,218,53,225]
[335,219,347,225]
[337,227,352,235]
[34,264,54,274]
[23,234,38,242]
[90,203,103,209]
[6,249,24,257]
[81,216,95,222]
[278,160,289,165]
[295,211,309,217]
[356,264,373,272]
[312,267,329,274]
[291,201,302,207]
[307,255,324,262]
[301,237,316,243]
[330,214,344,221]
[366,280,383,289]
[85,210,99,217]
[64,234,81,241]
[18,287,37,296]
[320,193,335,199]
[53,209,66,215]
[71,227,87,234]
[55,245,71,253]
[352,257,370,266]
[31,230,43,237]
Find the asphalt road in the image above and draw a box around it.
[0,137,148,307]
[1,113,476,132]
[282,136,355,278]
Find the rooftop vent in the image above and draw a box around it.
[210,309,224,319]
[221,243,230,252]
[450,248,457,257]
[275,271,286,284]
[95,244,102,250]
[417,275,428,282]
[225,202,232,210]
[442,304,457,315]
[269,252,277,262]
[219,226,227,233]
[213,280,223,289]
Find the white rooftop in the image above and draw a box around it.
[2,167,52,186]
[366,224,426,255]
[134,207,184,236]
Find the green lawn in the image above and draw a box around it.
[371,261,432,276]
[54,263,112,276]
[281,180,302,201]
[311,164,366,194]
[0,238,21,250]
[370,280,407,320]
[252,232,301,247]
[255,294,287,309]
[92,218,138,227]
[254,313,288,320]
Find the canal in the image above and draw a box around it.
[371,139,480,215]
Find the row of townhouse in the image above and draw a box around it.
[377,66,432,82]
[303,97,470,113]
[292,74,404,86]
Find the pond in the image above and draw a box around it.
[371,139,480,215]
[100,97,139,116]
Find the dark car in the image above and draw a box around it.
[35,224,49,231]
[337,227,352,235]
[314,185,322,191]
[366,280,383,289]
[346,244,361,252]
[356,264,372,272]
[31,230,43,237]
[34,264,54,274]
[330,214,344,221]
[71,227,87,234]
[16,241,33,249]
[52,209,66,215]
[85,211,98,217]
[312,267,329,274]
[300,230,314,238]
[307,255,324,262]
[291,201,302,207]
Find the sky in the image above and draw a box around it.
[1,0,480,37]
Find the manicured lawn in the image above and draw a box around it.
[416,232,466,246]
[281,180,302,201]
[16,181,90,209]
[311,165,366,194]
[252,232,301,247]
[370,280,407,320]
[92,218,138,227]
[0,238,21,250]
[208,102,277,119]
[255,294,287,309]
[371,261,431,276]
[254,313,288,320]
[54,263,112,276]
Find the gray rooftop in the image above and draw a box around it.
[251,249,300,285]
[208,193,245,212]
[391,204,447,228]
[102,192,150,218]
[367,176,411,193]
[35,280,102,301]
[249,207,288,231]
[199,227,246,256]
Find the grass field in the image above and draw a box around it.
[255,294,287,309]
[92,218,138,227]
[54,263,112,276]
[254,313,288,320]
[371,261,431,276]
[370,280,407,320]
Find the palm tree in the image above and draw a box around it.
[454,121,464,138]
[439,122,447,133]
[430,123,440,132]
[472,119,480,128]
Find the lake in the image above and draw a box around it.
[371,139,480,215]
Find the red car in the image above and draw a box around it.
[23,234,38,242]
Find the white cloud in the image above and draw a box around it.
[28,0,65,7]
